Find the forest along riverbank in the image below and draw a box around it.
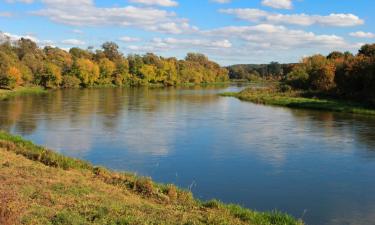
[0,131,303,225]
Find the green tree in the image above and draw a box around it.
[358,44,375,57]
[102,42,122,61]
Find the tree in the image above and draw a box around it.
[327,51,344,60]
[73,58,99,87]
[335,55,375,103]
[15,38,39,59]
[0,66,23,89]
[44,47,73,72]
[309,62,336,91]
[38,63,62,88]
[102,42,122,61]
[286,66,309,89]
[139,64,157,83]
[113,59,130,86]
[268,62,282,76]
[358,44,375,57]
[303,55,336,91]
[98,58,116,85]
[69,47,92,59]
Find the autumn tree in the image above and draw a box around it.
[37,62,62,88]
[0,66,23,89]
[98,58,116,85]
[72,58,99,87]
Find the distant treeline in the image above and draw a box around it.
[283,44,375,105]
[228,44,375,105]
[227,62,296,80]
[0,37,229,90]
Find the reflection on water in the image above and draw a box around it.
[1,85,375,225]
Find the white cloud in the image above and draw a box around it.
[30,0,195,34]
[153,37,232,48]
[72,29,83,34]
[126,37,232,54]
[211,0,231,3]
[5,0,34,3]
[262,0,292,9]
[349,31,375,38]
[0,32,38,43]
[0,12,13,17]
[128,0,178,7]
[0,31,55,47]
[61,39,86,46]
[204,24,350,50]
[220,8,364,27]
[119,36,141,42]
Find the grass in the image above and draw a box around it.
[221,86,375,116]
[0,86,48,100]
[0,131,304,225]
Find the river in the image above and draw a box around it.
[1,84,375,225]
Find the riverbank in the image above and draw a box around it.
[0,86,48,100]
[0,132,303,225]
[221,86,375,116]
[0,82,236,101]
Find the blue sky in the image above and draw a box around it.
[0,0,374,65]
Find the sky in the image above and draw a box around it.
[0,0,374,65]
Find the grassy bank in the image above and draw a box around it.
[0,86,48,100]
[221,87,375,116]
[0,131,303,225]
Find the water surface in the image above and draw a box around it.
[1,85,375,225]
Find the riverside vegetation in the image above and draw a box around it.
[0,34,228,90]
[0,131,303,225]
[223,44,375,115]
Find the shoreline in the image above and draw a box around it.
[0,81,245,101]
[0,86,48,100]
[221,88,375,116]
[0,131,303,225]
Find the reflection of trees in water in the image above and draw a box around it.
[289,109,375,156]
[0,96,40,135]
[0,86,225,135]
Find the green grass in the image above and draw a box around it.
[0,131,303,225]
[221,88,375,116]
[0,86,48,100]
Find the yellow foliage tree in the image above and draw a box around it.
[0,66,23,89]
[75,58,100,87]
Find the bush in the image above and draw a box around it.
[166,184,178,202]
[286,67,309,90]
[134,177,154,196]
[61,76,81,88]
[52,210,86,225]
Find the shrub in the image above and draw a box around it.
[203,199,222,209]
[52,210,86,225]
[134,177,154,196]
[61,75,81,88]
[286,67,309,90]
[166,184,178,202]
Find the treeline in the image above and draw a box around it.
[285,44,375,105]
[227,62,296,80]
[0,37,228,90]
